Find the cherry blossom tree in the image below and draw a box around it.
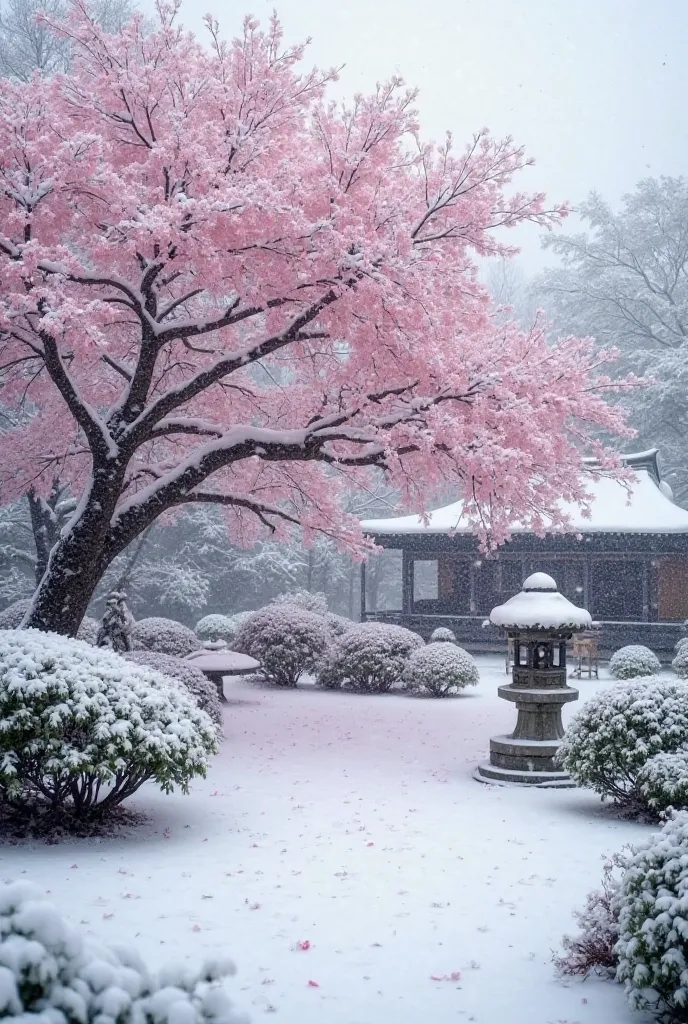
[0,1,630,636]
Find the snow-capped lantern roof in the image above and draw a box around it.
[489,573,592,633]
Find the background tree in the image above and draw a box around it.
[0,0,135,79]
[0,2,629,637]
[535,177,688,498]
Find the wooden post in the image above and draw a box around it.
[359,561,366,621]
[583,557,590,614]
[402,549,413,614]
[642,560,649,621]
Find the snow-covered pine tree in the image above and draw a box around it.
[97,590,133,652]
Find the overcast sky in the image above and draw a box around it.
[139,0,686,273]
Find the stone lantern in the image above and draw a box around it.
[476,571,591,787]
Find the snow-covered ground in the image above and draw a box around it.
[0,656,657,1024]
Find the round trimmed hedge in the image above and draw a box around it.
[608,644,661,680]
[403,641,479,697]
[130,616,201,658]
[195,613,237,645]
[0,629,217,819]
[556,678,688,809]
[318,622,424,694]
[272,590,328,616]
[234,604,331,687]
[429,626,457,643]
[125,650,223,730]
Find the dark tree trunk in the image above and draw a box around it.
[23,464,127,635]
[27,486,60,585]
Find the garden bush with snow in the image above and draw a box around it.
[234,604,331,687]
[272,589,329,616]
[636,749,688,813]
[0,880,247,1023]
[125,651,223,730]
[318,622,424,694]
[673,645,688,679]
[429,626,456,643]
[0,598,33,629]
[196,614,238,645]
[403,641,479,697]
[130,616,201,658]
[616,812,688,1018]
[609,644,661,679]
[325,612,355,637]
[556,678,688,812]
[0,629,217,821]
[0,599,98,644]
[555,855,624,978]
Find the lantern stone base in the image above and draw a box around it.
[474,762,575,788]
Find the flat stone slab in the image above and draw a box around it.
[474,762,575,788]
[489,735,562,758]
[185,651,260,675]
[497,684,579,704]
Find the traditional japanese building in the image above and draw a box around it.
[360,450,688,658]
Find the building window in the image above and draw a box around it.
[413,559,439,602]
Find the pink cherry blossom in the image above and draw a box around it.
[0,1,632,635]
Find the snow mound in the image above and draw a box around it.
[0,880,247,1023]
[0,629,217,819]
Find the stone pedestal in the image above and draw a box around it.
[476,677,579,786]
[475,572,589,788]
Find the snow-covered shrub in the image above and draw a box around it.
[125,651,222,730]
[557,678,688,810]
[403,641,479,697]
[76,615,99,646]
[0,630,217,820]
[673,645,688,679]
[555,855,625,978]
[325,612,355,637]
[273,589,328,616]
[195,613,237,645]
[0,880,247,1023]
[637,749,688,813]
[130,616,201,658]
[675,636,688,655]
[229,610,255,632]
[234,604,331,687]
[0,597,32,629]
[429,626,456,643]
[616,812,688,1018]
[318,622,424,694]
[0,600,99,646]
[609,644,661,679]
[97,591,133,652]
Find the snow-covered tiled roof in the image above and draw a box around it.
[361,465,688,537]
